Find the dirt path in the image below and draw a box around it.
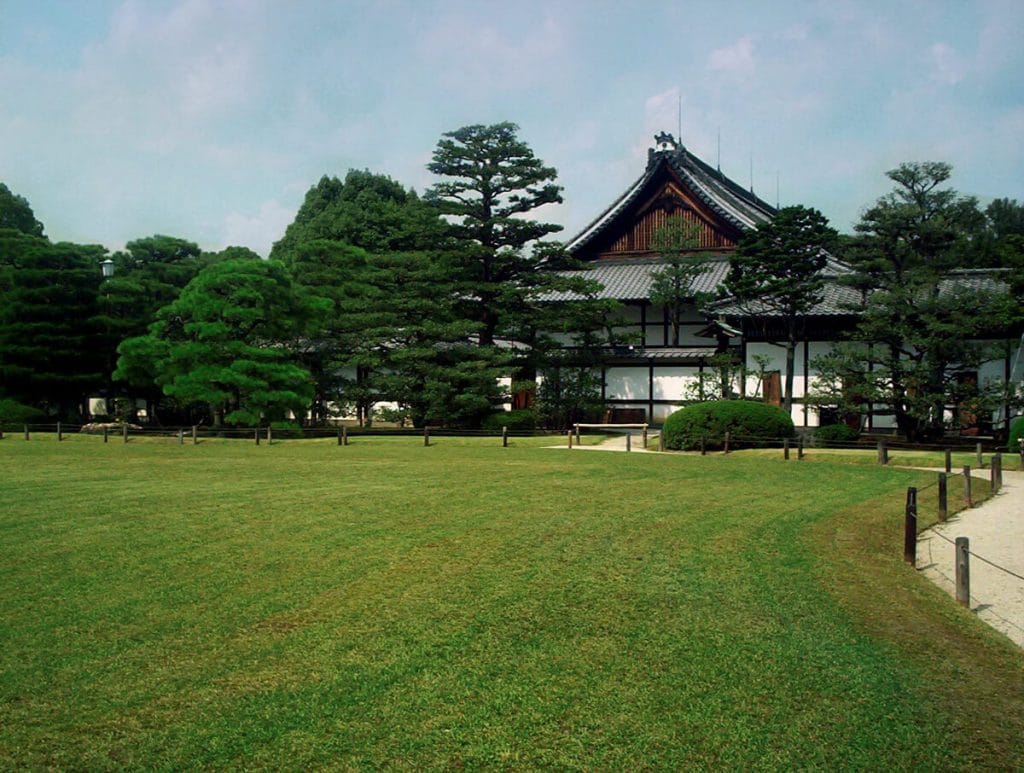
[916,468,1024,648]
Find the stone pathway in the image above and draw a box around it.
[916,468,1024,648]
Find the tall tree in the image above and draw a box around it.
[114,259,324,426]
[813,162,1013,440]
[0,230,105,418]
[649,215,708,347]
[0,183,45,237]
[426,122,563,348]
[724,205,838,414]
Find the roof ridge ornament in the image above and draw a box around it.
[648,131,682,169]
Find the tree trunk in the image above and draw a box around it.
[784,336,797,417]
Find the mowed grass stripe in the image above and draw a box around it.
[0,439,1020,769]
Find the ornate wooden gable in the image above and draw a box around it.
[568,133,776,262]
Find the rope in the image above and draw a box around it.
[925,529,1024,583]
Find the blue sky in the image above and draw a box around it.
[1,0,1022,256]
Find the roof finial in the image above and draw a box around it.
[654,131,678,154]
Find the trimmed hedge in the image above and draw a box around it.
[0,399,45,425]
[662,400,795,451]
[815,423,860,444]
[482,409,537,432]
[1010,416,1024,453]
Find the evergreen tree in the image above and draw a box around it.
[649,215,708,347]
[114,259,324,426]
[725,205,838,413]
[0,183,45,237]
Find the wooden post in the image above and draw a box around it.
[976,441,983,468]
[877,439,887,465]
[192,425,198,445]
[338,426,343,446]
[963,466,972,507]
[255,427,260,445]
[903,486,917,565]
[502,426,508,448]
[700,436,706,456]
[626,433,632,452]
[723,431,730,454]
[642,427,648,449]
[990,454,997,491]
[24,424,29,441]
[955,537,970,608]
[103,427,108,443]
[343,425,348,446]
[783,438,790,460]
[122,423,128,444]
[567,430,573,449]
[994,453,1002,492]
[938,473,948,522]
[178,428,184,445]
[575,424,581,445]
[944,448,952,474]
[266,426,272,445]
[658,433,664,452]
[424,427,430,447]
[57,422,62,442]
[798,437,804,460]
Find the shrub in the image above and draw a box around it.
[1009,415,1024,453]
[662,400,794,451]
[482,409,537,432]
[0,399,45,425]
[815,423,860,444]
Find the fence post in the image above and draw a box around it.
[122,423,128,444]
[990,454,997,491]
[963,465,972,507]
[343,425,348,446]
[658,433,664,452]
[567,430,572,449]
[700,436,706,456]
[192,425,198,445]
[723,431,730,454]
[178,428,184,445]
[502,426,508,448]
[103,427,108,443]
[626,433,632,452]
[944,448,952,474]
[266,426,272,445]
[903,486,918,565]
[424,427,430,447]
[575,424,581,445]
[955,537,970,607]
[255,427,260,445]
[994,452,1002,492]
[783,438,790,460]
[798,437,804,460]
[338,426,343,446]
[976,442,983,468]
[877,438,888,465]
[24,424,29,441]
[57,422,62,442]
[642,426,648,449]
[0,425,3,440]
[938,473,947,522]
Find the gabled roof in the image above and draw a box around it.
[542,256,732,302]
[567,134,777,258]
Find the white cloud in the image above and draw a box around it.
[220,199,295,258]
[708,35,756,75]
[927,43,968,86]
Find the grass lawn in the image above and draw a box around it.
[1,436,1021,769]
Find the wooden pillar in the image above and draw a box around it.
[955,537,970,607]
[903,487,917,565]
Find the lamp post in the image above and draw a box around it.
[100,258,115,278]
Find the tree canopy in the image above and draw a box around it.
[0,183,45,237]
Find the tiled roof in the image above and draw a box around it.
[567,139,776,256]
[601,346,722,363]
[542,257,732,301]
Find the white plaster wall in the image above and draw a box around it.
[652,403,686,422]
[652,367,701,401]
[606,367,649,400]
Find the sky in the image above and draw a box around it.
[1,0,1022,257]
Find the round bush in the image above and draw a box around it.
[1009,415,1024,453]
[662,400,794,451]
[0,398,45,425]
[482,409,536,432]
[814,423,860,444]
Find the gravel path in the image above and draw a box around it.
[917,468,1024,648]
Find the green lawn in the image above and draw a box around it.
[1,437,1021,769]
